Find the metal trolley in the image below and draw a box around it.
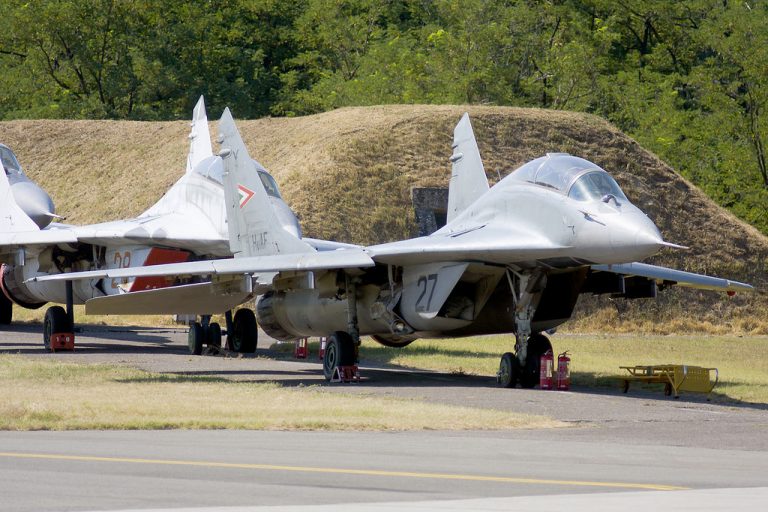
[619,364,719,398]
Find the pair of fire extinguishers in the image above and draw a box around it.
[539,350,570,390]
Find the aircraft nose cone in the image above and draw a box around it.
[10,181,57,229]
[609,209,664,261]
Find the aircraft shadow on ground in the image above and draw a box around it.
[0,323,184,354]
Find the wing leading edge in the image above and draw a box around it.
[28,248,374,283]
[592,262,753,293]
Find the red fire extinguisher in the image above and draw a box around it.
[556,351,571,391]
[539,350,554,389]
[294,338,308,359]
[318,337,327,360]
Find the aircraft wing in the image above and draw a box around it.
[0,216,228,257]
[27,248,374,283]
[367,224,571,266]
[0,226,79,247]
[592,262,754,293]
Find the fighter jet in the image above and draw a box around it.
[33,110,753,387]
[0,97,300,353]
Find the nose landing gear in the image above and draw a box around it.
[498,269,551,389]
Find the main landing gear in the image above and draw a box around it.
[322,274,361,382]
[42,281,76,351]
[187,309,257,356]
[498,270,551,389]
[322,331,356,380]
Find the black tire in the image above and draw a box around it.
[497,352,518,388]
[0,293,12,325]
[188,322,203,355]
[664,382,673,397]
[519,333,553,389]
[43,306,71,351]
[231,309,258,353]
[207,322,222,348]
[323,331,356,381]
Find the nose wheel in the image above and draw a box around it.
[519,333,553,388]
[497,352,519,388]
[498,333,552,389]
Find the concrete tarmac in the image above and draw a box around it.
[1,324,768,510]
[1,430,768,511]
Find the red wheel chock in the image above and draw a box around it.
[331,365,360,383]
[50,333,75,352]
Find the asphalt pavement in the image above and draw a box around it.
[1,323,768,511]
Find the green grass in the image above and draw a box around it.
[353,334,768,404]
[0,356,557,431]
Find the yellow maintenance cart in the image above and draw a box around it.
[619,364,719,398]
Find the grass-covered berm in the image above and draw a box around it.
[1,105,766,333]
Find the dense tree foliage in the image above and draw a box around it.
[1,0,766,233]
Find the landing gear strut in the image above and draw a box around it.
[497,269,548,388]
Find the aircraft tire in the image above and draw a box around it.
[519,333,553,389]
[43,306,71,352]
[231,309,258,353]
[207,322,222,348]
[323,331,356,381]
[188,322,204,355]
[0,292,11,325]
[498,352,518,388]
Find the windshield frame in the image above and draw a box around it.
[258,170,283,199]
[566,170,628,203]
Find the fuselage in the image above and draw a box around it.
[258,154,667,343]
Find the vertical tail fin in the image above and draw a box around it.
[186,95,213,174]
[217,108,313,257]
[140,96,217,218]
[447,113,490,223]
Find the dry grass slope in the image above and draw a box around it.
[1,105,766,332]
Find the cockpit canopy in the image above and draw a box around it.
[191,155,283,199]
[257,168,282,199]
[0,144,23,176]
[509,153,627,202]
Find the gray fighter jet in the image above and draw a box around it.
[35,110,753,387]
[0,98,302,353]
